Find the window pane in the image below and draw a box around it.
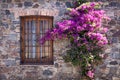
[32,47,36,58]
[28,20,31,33]
[32,34,36,46]
[40,20,43,33]
[45,41,49,46]
[44,20,49,32]
[29,40,31,46]
[25,53,29,58]
[31,40,36,46]
[29,47,32,53]
[32,34,36,39]
[25,21,28,33]
[32,20,36,33]
[40,47,43,58]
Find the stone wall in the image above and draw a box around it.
[93,0,120,80]
[0,0,120,80]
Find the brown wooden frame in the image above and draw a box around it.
[20,15,53,65]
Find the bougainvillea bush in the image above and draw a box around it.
[40,2,110,79]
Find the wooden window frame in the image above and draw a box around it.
[20,15,53,65]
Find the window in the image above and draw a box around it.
[20,16,53,65]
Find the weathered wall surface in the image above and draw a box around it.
[93,0,120,80]
[0,0,120,80]
[0,0,78,80]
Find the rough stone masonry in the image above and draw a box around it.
[0,0,120,80]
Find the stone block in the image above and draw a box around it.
[25,71,38,78]
[109,61,118,65]
[0,74,7,80]
[106,73,113,80]
[95,69,103,77]
[38,0,45,4]
[59,8,66,16]
[33,0,38,2]
[109,67,117,74]
[9,13,15,20]
[33,4,39,8]
[106,11,114,18]
[112,52,120,59]
[61,64,73,73]
[109,2,116,6]
[117,21,120,25]
[65,2,72,8]
[111,47,119,52]
[2,0,6,3]
[113,30,120,37]
[95,0,106,2]
[56,2,60,7]
[7,0,12,3]
[112,77,120,80]
[4,60,16,67]
[0,67,15,73]
[0,54,8,59]
[8,75,23,80]
[7,34,17,41]
[17,3,23,7]
[24,2,33,7]
[43,69,53,76]
[109,2,120,7]
[5,10,10,15]
[1,4,8,8]
[14,0,21,2]
[111,37,118,43]
[54,63,59,68]
[12,21,20,24]
[14,27,20,32]
[8,3,14,8]
[108,19,116,25]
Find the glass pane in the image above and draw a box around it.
[32,47,36,58]
[29,53,31,58]
[44,20,49,32]
[45,47,49,53]
[40,34,43,38]
[25,21,28,33]
[32,34,36,39]
[32,20,36,33]
[45,53,49,58]
[28,20,31,33]
[25,35,27,40]
[29,35,32,40]
[45,41,49,46]
[31,40,36,46]
[29,40,31,46]
[29,47,32,53]
[40,20,43,33]
[40,47,43,58]
[25,53,29,58]
[32,34,36,46]
[32,47,36,53]
[25,47,28,52]
[25,40,28,46]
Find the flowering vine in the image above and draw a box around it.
[40,2,110,79]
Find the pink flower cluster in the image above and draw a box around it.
[88,32,108,46]
[40,2,110,48]
[87,70,94,78]
[40,2,110,79]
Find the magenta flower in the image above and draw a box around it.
[87,70,94,78]
[39,3,110,78]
